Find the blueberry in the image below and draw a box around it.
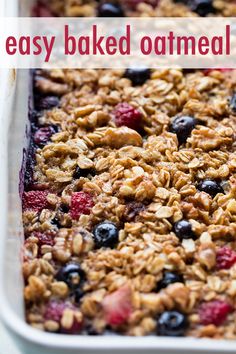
[157,311,188,336]
[124,68,151,86]
[98,2,124,17]
[74,288,84,304]
[24,167,34,192]
[56,263,85,289]
[189,0,215,17]
[170,115,197,144]
[229,94,236,113]
[86,326,99,335]
[157,272,183,291]
[29,110,41,129]
[24,140,36,191]
[35,95,60,111]
[174,220,196,240]
[51,216,62,229]
[197,179,224,198]
[93,222,119,248]
[173,0,188,3]
[33,125,58,147]
[73,166,96,179]
[59,204,70,213]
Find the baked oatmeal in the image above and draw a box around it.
[23,0,236,338]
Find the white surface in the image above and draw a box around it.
[0,321,20,354]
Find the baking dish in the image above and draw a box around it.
[1,1,236,353]
[2,74,236,354]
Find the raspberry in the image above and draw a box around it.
[216,246,236,270]
[62,319,83,334]
[70,192,94,220]
[33,125,58,147]
[113,103,142,131]
[44,300,82,334]
[198,300,232,326]
[102,284,132,326]
[204,69,233,75]
[44,301,66,322]
[22,190,49,212]
[32,3,54,17]
[25,231,56,257]
[33,231,56,247]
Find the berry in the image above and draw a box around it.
[173,219,196,240]
[197,179,224,198]
[33,125,58,147]
[124,68,151,86]
[98,2,124,17]
[23,140,36,191]
[93,222,119,248]
[70,192,94,220]
[59,204,70,213]
[198,300,232,326]
[44,300,66,323]
[73,166,96,179]
[113,103,142,130]
[204,69,233,75]
[86,326,99,335]
[56,263,85,290]
[173,0,188,3]
[102,284,132,326]
[157,311,188,336]
[22,190,49,212]
[170,115,197,144]
[51,215,62,229]
[35,96,60,111]
[62,318,82,334]
[33,231,56,247]
[44,300,82,334]
[124,201,145,221]
[32,3,55,17]
[189,0,216,17]
[24,163,34,191]
[229,93,236,114]
[216,246,236,270]
[74,288,85,305]
[157,272,183,291]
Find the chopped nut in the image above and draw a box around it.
[182,239,196,253]
[61,309,74,329]
[198,247,216,270]
[44,320,60,332]
[155,206,173,219]
[24,276,46,301]
[51,282,69,298]
[103,127,142,148]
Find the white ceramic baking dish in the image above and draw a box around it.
[1,1,236,353]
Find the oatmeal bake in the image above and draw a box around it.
[23,0,236,338]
